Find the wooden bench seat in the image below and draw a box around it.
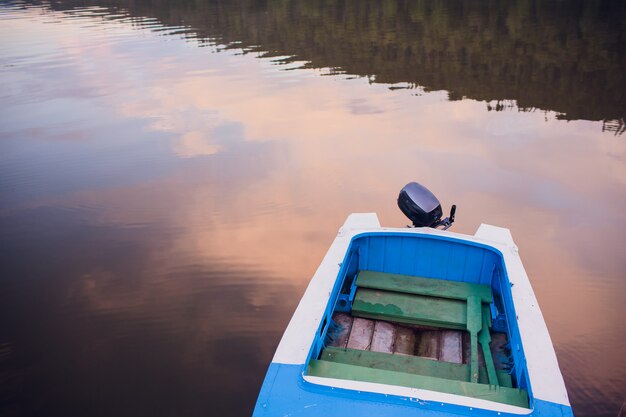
[356,270,492,303]
[308,359,527,408]
[320,347,512,387]
[352,288,470,329]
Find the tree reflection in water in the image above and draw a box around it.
[45,0,626,131]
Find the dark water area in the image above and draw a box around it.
[0,1,624,416]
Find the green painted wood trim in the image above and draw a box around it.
[467,295,481,383]
[479,310,499,387]
[482,304,493,329]
[466,296,482,334]
[322,346,513,387]
[348,311,468,330]
[496,370,513,388]
[352,288,468,329]
[477,367,512,387]
[356,270,493,303]
[321,347,470,382]
[307,360,529,408]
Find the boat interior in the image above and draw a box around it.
[305,233,531,409]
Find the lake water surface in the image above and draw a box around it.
[1,1,625,416]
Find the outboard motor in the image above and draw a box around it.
[398,182,456,230]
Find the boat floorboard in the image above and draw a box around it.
[326,312,512,388]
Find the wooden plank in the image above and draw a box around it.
[482,304,493,328]
[322,347,470,382]
[440,330,463,364]
[308,359,529,408]
[467,295,482,383]
[356,270,493,303]
[322,347,513,387]
[478,337,486,368]
[346,317,374,350]
[370,321,396,353]
[497,370,513,388]
[466,296,482,333]
[393,326,416,355]
[327,313,353,348]
[476,367,513,387]
[352,288,467,329]
[479,310,499,386]
[416,330,439,360]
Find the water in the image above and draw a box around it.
[0,1,624,416]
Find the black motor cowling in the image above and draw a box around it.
[398,182,456,229]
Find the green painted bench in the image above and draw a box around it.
[352,288,470,329]
[355,270,493,303]
[320,347,512,387]
[308,359,527,408]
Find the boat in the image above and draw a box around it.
[253,182,573,417]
